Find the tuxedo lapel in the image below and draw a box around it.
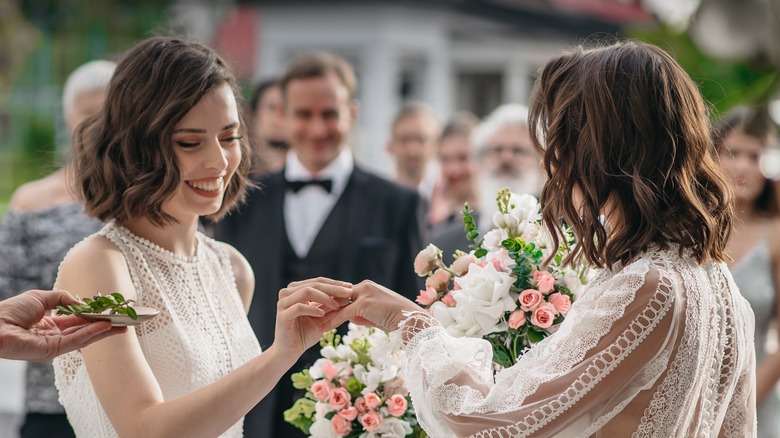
[337,168,370,283]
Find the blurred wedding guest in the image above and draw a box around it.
[52,36,351,438]
[474,103,543,231]
[716,106,780,437]
[0,290,125,362]
[427,112,479,227]
[0,59,114,438]
[386,101,441,199]
[430,105,543,262]
[215,51,424,437]
[248,78,288,175]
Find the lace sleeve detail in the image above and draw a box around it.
[396,260,684,437]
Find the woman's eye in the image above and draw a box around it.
[221,135,243,143]
[176,141,199,148]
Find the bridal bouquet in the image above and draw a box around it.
[414,188,591,368]
[284,325,426,438]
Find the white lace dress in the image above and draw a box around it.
[396,247,757,437]
[53,222,262,437]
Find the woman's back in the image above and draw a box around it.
[54,222,261,437]
[398,247,755,437]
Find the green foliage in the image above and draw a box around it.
[291,370,315,390]
[56,292,137,320]
[283,398,316,434]
[462,203,487,258]
[627,24,779,113]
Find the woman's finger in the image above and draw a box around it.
[286,277,352,290]
[280,302,326,321]
[317,306,358,332]
[279,284,352,310]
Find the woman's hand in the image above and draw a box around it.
[272,277,353,359]
[318,280,423,333]
[0,289,126,362]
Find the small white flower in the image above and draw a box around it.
[483,228,508,251]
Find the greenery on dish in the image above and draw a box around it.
[57,292,138,320]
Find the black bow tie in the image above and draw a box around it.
[286,178,333,193]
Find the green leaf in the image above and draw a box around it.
[283,398,316,434]
[526,327,546,344]
[126,307,138,320]
[111,292,126,303]
[56,305,73,315]
[291,370,315,390]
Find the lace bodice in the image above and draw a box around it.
[395,247,757,437]
[53,222,262,437]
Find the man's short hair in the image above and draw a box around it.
[281,51,357,99]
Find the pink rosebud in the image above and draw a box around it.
[338,406,359,421]
[415,287,438,306]
[453,282,461,291]
[364,392,381,410]
[450,254,478,276]
[425,268,451,290]
[329,388,352,410]
[331,413,352,436]
[531,303,557,329]
[508,310,527,329]
[533,271,556,294]
[519,289,543,311]
[323,362,339,381]
[311,380,334,402]
[441,291,456,307]
[414,244,441,276]
[360,411,383,432]
[386,394,408,417]
[354,396,369,413]
[548,292,572,315]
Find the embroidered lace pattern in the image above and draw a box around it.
[53,222,262,438]
[393,247,757,437]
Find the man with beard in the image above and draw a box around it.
[431,104,542,262]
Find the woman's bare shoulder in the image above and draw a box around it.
[58,233,137,300]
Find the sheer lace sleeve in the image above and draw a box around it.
[395,258,687,437]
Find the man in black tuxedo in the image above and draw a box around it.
[215,51,423,437]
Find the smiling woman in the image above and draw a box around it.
[51,36,353,438]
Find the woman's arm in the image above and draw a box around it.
[58,236,350,438]
[755,219,780,403]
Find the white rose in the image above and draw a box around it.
[309,415,339,438]
[363,417,413,438]
[414,243,442,276]
[483,228,508,251]
[450,263,516,337]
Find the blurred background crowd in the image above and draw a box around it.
[3,0,780,436]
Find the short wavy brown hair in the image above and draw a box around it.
[70,36,251,226]
[529,40,734,269]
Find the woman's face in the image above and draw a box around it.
[718,129,767,204]
[165,84,242,220]
[439,133,477,201]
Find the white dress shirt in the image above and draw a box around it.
[284,149,354,258]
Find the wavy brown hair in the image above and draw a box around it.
[70,36,252,226]
[529,40,734,269]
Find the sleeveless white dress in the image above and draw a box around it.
[396,246,757,437]
[53,222,262,437]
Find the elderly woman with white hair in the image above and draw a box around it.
[0,59,115,438]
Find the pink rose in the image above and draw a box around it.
[531,303,557,329]
[415,287,438,306]
[533,271,556,294]
[519,289,543,311]
[548,292,571,315]
[414,244,441,276]
[323,361,339,380]
[508,310,527,329]
[441,291,456,307]
[331,413,352,436]
[450,254,478,276]
[311,380,334,402]
[359,411,383,432]
[364,392,381,410]
[425,268,451,290]
[338,406,359,421]
[354,396,369,413]
[386,394,408,417]
[329,388,351,410]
